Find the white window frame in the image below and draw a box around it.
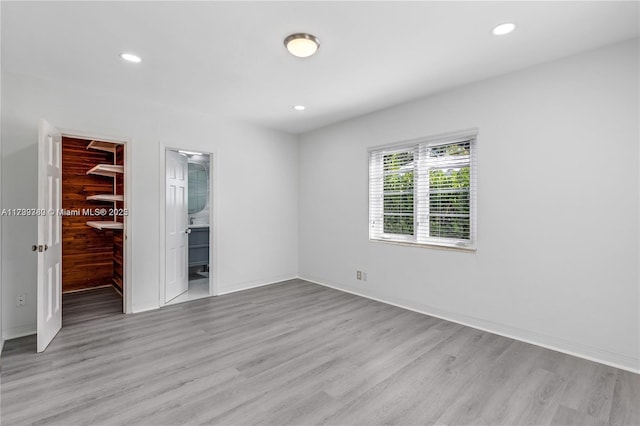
[369,129,477,251]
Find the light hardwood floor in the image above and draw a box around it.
[1,279,638,425]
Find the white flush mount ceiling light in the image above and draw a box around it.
[492,23,516,36]
[120,52,142,63]
[284,33,320,58]
[293,105,306,111]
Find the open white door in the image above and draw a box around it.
[165,150,189,302]
[37,120,62,352]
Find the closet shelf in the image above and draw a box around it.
[86,221,124,231]
[87,141,117,154]
[86,164,124,178]
[86,194,124,202]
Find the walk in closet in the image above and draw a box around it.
[61,137,125,312]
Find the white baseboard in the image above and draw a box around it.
[299,274,640,374]
[217,274,298,296]
[131,304,160,314]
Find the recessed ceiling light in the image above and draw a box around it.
[120,53,142,63]
[492,23,516,36]
[293,105,306,111]
[284,33,320,58]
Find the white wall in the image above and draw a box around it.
[1,71,298,338]
[298,39,640,371]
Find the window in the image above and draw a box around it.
[369,132,477,249]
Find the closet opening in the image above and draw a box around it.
[61,136,125,325]
[164,148,213,305]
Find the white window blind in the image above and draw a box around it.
[369,132,477,249]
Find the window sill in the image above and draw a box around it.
[369,238,477,253]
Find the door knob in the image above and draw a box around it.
[185,229,192,234]
[32,245,38,252]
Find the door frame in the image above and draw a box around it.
[58,127,133,314]
[159,145,217,306]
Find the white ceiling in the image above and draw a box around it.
[2,1,638,134]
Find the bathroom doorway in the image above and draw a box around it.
[163,148,214,305]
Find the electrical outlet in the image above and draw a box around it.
[356,270,362,280]
[16,293,26,307]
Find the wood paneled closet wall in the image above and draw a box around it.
[61,137,124,295]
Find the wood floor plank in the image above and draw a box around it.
[496,368,567,426]
[560,361,618,422]
[433,341,549,425]
[1,279,638,426]
[393,333,516,425]
[551,405,609,426]
[609,370,640,426]
[265,390,344,426]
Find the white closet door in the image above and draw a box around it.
[37,120,62,352]
[165,150,189,302]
